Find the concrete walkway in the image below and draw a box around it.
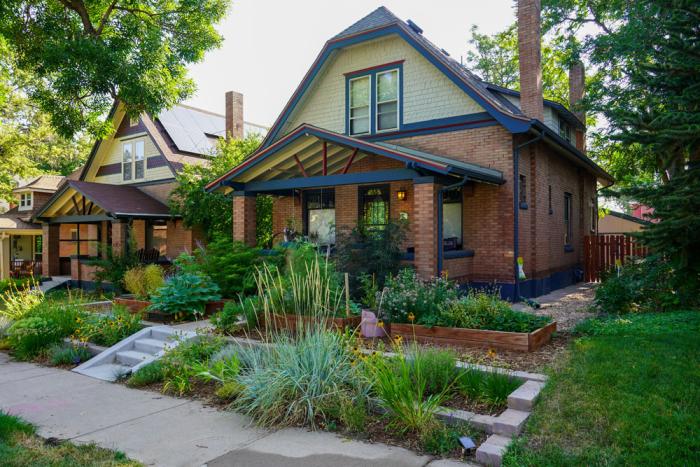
[36,275,71,293]
[0,353,473,467]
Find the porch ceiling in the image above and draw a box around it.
[208,124,504,193]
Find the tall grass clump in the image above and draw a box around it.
[233,324,368,428]
[409,347,459,396]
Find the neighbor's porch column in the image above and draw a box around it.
[413,179,439,279]
[232,192,256,246]
[111,220,128,256]
[42,224,60,277]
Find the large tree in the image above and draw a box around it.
[466,24,572,106]
[0,0,229,138]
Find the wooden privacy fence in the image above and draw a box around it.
[583,234,650,282]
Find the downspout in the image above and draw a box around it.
[513,129,545,301]
[437,175,470,276]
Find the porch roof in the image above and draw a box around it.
[35,180,172,222]
[0,208,41,232]
[206,124,504,193]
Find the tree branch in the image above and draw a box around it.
[95,0,118,36]
[57,0,97,36]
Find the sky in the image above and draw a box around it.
[183,0,517,127]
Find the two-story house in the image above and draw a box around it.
[206,5,613,299]
[35,92,267,287]
[0,175,65,280]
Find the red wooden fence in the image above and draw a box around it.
[583,234,650,282]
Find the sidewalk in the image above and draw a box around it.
[0,353,472,467]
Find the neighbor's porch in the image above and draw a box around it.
[0,232,43,280]
[211,125,507,280]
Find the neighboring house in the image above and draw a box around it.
[206,5,612,299]
[598,210,650,234]
[35,91,267,286]
[0,175,64,280]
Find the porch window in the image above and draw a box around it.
[122,142,133,181]
[564,192,573,246]
[376,69,398,131]
[359,185,389,229]
[443,189,463,250]
[304,190,335,245]
[349,76,370,135]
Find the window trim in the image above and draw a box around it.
[122,138,146,181]
[564,192,573,248]
[358,184,390,228]
[375,69,400,133]
[18,192,32,209]
[122,141,133,181]
[345,62,403,136]
[348,75,371,136]
[442,188,463,250]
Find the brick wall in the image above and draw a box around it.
[42,224,59,276]
[166,219,204,258]
[517,0,544,120]
[232,195,256,246]
[132,220,146,249]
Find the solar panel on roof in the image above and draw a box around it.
[157,106,225,156]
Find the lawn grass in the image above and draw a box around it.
[0,411,141,466]
[504,311,700,466]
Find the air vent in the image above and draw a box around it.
[407,19,423,34]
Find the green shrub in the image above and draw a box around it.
[211,297,260,334]
[47,344,92,366]
[126,361,165,387]
[409,347,458,396]
[440,291,550,332]
[380,268,460,325]
[0,283,43,322]
[0,277,34,294]
[366,348,447,434]
[148,273,221,318]
[455,367,486,400]
[76,305,142,347]
[6,302,82,359]
[122,265,164,299]
[195,237,262,297]
[234,325,368,428]
[159,337,226,395]
[88,236,139,293]
[594,256,685,314]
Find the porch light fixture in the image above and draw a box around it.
[396,188,407,201]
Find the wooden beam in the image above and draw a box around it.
[341,148,359,174]
[322,141,327,176]
[71,195,81,215]
[82,196,86,215]
[293,154,308,177]
[86,201,94,215]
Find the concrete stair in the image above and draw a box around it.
[73,326,196,382]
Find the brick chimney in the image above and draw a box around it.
[569,61,586,151]
[517,0,544,121]
[225,91,244,140]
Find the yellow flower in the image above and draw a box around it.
[393,335,403,344]
[377,320,384,328]
[408,313,415,322]
[487,348,497,358]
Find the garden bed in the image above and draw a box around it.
[113,296,227,324]
[391,321,557,352]
[262,313,361,332]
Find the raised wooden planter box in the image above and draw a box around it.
[264,313,362,333]
[390,321,557,352]
[113,296,227,324]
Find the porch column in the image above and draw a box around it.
[100,221,109,259]
[0,234,9,280]
[111,220,128,256]
[232,192,256,246]
[132,219,146,250]
[413,180,439,279]
[42,224,60,277]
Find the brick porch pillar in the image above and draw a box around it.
[42,224,60,277]
[413,180,438,279]
[111,220,128,256]
[100,221,109,259]
[233,192,256,246]
[131,219,146,250]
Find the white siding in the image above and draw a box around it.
[282,35,484,137]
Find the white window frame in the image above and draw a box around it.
[122,139,146,181]
[375,69,399,133]
[18,193,32,210]
[122,141,133,181]
[349,75,371,136]
[134,140,145,180]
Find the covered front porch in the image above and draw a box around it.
[209,124,507,280]
[35,180,181,285]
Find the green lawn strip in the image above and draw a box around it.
[504,311,700,466]
[0,411,141,466]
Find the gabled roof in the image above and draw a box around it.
[606,210,652,225]
[0,207,40,231]
[36,180,171,219]
[206,124,504,192]
[13,175,65,193]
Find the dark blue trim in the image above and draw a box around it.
[241,168,419,193]
[465,266,581,301]
[345,62,404,137]
[519,202,529,210]
[564,244,574,253]
[261,24,531,148]
[413,176,435,184]
[444,249,474,259]
[363,112,497,142]
[232,191,256,197]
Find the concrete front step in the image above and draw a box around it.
[134,338,168,354]
[75,363,132,381]
[116,350,155,367]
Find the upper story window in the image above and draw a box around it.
[130,115,139,127]
[559,118,572,143]
[349,76,370,135]
[18,193,32,210]
[376,69,399,132]
[122,139,145,181]
[346,62,402,136]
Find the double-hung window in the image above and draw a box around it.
[349,76,370,135]
[347,64,401,136]
[376,69,398,132]
[122,140,145,181]
[19,193,32,209]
